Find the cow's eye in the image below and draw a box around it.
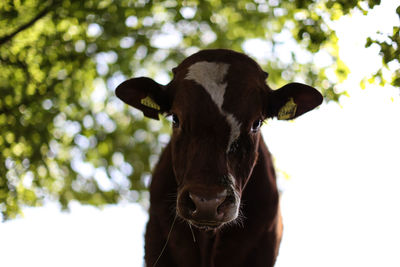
[251,119,262,133]
[172,114,180,128]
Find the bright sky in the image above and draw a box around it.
[1,2,400,267]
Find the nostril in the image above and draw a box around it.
[186,193,197,214]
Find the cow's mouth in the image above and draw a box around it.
[189,220,223,231]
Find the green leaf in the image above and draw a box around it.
[0,0,398,220]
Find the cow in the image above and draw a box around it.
[115,49,322,267]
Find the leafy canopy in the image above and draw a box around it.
[0,0,398,220]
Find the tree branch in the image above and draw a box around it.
[0,3,53,46]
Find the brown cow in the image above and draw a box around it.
[116,49,322,267]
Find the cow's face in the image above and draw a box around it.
[116,49,322,230]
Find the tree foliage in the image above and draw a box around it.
[0,0,397,220]
[365,5,400,87]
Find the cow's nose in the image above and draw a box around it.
[188,190,227,221]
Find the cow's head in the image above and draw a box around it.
[116,49,322,230]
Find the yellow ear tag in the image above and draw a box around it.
[140,96,160,111]
[278,98,297,120]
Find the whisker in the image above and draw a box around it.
[153,213,178,267]
[166,192,178,199]
[188,223,196,243]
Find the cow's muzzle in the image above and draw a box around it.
[177,186,239,229]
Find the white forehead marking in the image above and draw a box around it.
[186,61,228,108]
[185,61,241,152]
[225,114,241,151]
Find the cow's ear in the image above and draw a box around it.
[266,83,323,120]
[115,77,170,120]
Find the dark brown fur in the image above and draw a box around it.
[146,139,281,267]
[115,49,322,267]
